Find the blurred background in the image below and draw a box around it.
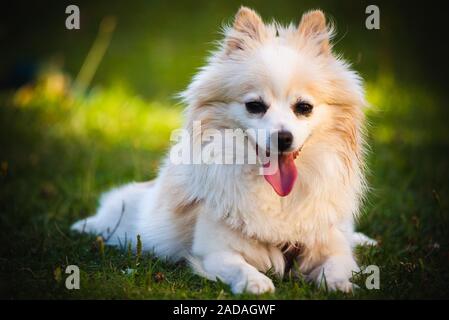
[0,0,448,299]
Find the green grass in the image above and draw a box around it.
[1,71,448,299]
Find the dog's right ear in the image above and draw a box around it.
[226,6,266,52]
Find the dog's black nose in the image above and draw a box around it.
[277,130,293,152]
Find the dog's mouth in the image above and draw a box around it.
[256,146,300,197]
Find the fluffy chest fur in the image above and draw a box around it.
[164,135,358,247]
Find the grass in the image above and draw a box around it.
[1,70,448,299]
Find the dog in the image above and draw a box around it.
[72,7,376,294]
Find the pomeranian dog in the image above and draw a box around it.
[72,7,376,294]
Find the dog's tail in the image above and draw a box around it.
[71,182,153,248]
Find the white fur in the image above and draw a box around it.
[72,8,376,294]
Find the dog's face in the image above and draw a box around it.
[226,38,328,155]
[182,7,365,196]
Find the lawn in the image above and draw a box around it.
[0,0,448,299]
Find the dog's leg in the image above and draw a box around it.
[191,214,276,295]
[202,251,275,294]
[300,226,359,292]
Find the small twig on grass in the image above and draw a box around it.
[20,267,38,279]
[54,222,71,242]
[103,201,125,242]
[136,234,142,265]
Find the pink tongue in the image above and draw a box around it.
[263,153,298,197]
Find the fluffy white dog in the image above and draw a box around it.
[72,7,376,294]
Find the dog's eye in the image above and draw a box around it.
[293,101,313,116]
[245,100,268,114]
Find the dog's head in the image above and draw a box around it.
[181,7,366,196]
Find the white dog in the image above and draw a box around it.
[72,7,376,294]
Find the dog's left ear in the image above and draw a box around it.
[298,10,331,55]
[226,6,266,52]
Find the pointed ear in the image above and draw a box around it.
[298,10,330,55]
[226,6,265,51]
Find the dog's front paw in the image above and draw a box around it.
[232,271,275,295]
[309,255,359,293]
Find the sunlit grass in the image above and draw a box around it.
[12,77,182,152]
[366,74,447,146]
